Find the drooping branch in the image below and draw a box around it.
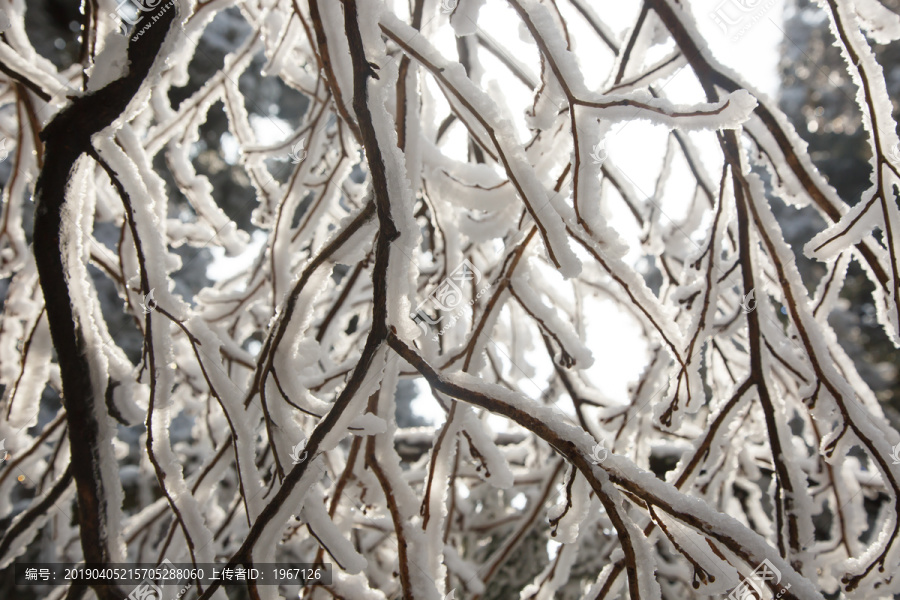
[31,3,179,596]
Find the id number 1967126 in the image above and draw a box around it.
[273,567,324,583]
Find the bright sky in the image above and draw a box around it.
[204,0,790,427]
[412,0,790,426]
[693,0,787,98]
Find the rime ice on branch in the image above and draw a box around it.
[0,0,897,599]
